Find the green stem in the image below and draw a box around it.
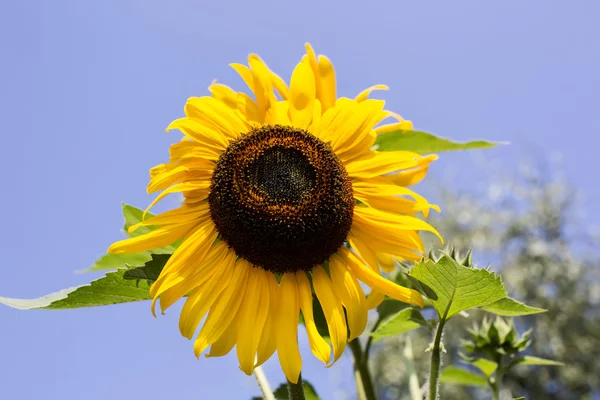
[428,316,448,400]
[287,373,305,400]
[404,337,423,400]
[491,381,500,400]
[490,355,503,400]
[364,317,383,360]
[349,339,378,400]
[253,366,275,400]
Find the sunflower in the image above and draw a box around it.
[108,43,441,383]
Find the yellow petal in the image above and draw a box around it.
[153,243,232,313]
[347,234,385,310]
[207,316,238,358]
[304,43,322,103]
[265,100,292,126]
[354,206,443,243]
[355,84,389,102]
[329,255,368,340]
[143,181,211,216]
[333,100,385,160]
[390,157,436,187]
[352,176,440,218]
[312,265,347,365]
[150,217,217,292]
[236,267,270,375]
[255,273,279,367]
[108,220,197,255]
[315,99,384,163]
[209,83,238,109]
[248,55,274,122]
[354,195,414,217]
[316,98,357,144]
[351,224,424,263]
[183,188,210,205]
[317,55,336,110]
[365,290,385,310]
[236,92,262,123]
[296,271,331,365]
[229,63,254,92]
[169,140,221,162]
[348,233,378,272]
[289,60,315,129]
[128,203,209,234]
[345,151,425,179]
[193,259,251,356]
[185,97,248,139]
[379,110,414,131]
[271,71,289,100]
[177,253,235,338]
[306,99,322,136]
[147,159,213,194]
[374,120,414,134]
[340,247,424,308]
[276,273,302,384]
[166,117,228,150]
[377,253,397,273]
[158,264,218,315]
[336,130,377,164]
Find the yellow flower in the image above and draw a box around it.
[108,43,441,383]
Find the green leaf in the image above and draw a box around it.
[410,256,507,319]
[267,381,320,400]
[123,254,169,282]
[85,204,177,272]
[439,366,488,387]
[468,358,498,377]
[481,297,547,316]
[0,269,153,310]
[374,130,502,154]
[312,294,330,340]
[509,356,564,368]
[370,308,428,341]
[89,252,154,272]
[298,294,330,341]
[376,298,408,320]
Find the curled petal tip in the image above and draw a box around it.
[150,299,158,318]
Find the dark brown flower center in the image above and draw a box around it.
[208,125,354,274]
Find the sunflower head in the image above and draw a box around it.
[108,43,442,384]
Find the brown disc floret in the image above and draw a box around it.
[208,125,354,274]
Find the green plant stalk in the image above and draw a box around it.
[287,373,306,400]
[254,365,275,400]
[428,315,448,400]
[489,355,503,400]
[364,317,383,360]
[404,337,423,400]
[491,380,499,400]
[349,339,378,400]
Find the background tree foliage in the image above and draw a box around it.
[371,161,600,400]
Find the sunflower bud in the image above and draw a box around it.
[461,317,532,360]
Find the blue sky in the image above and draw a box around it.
[1,1,598,399]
